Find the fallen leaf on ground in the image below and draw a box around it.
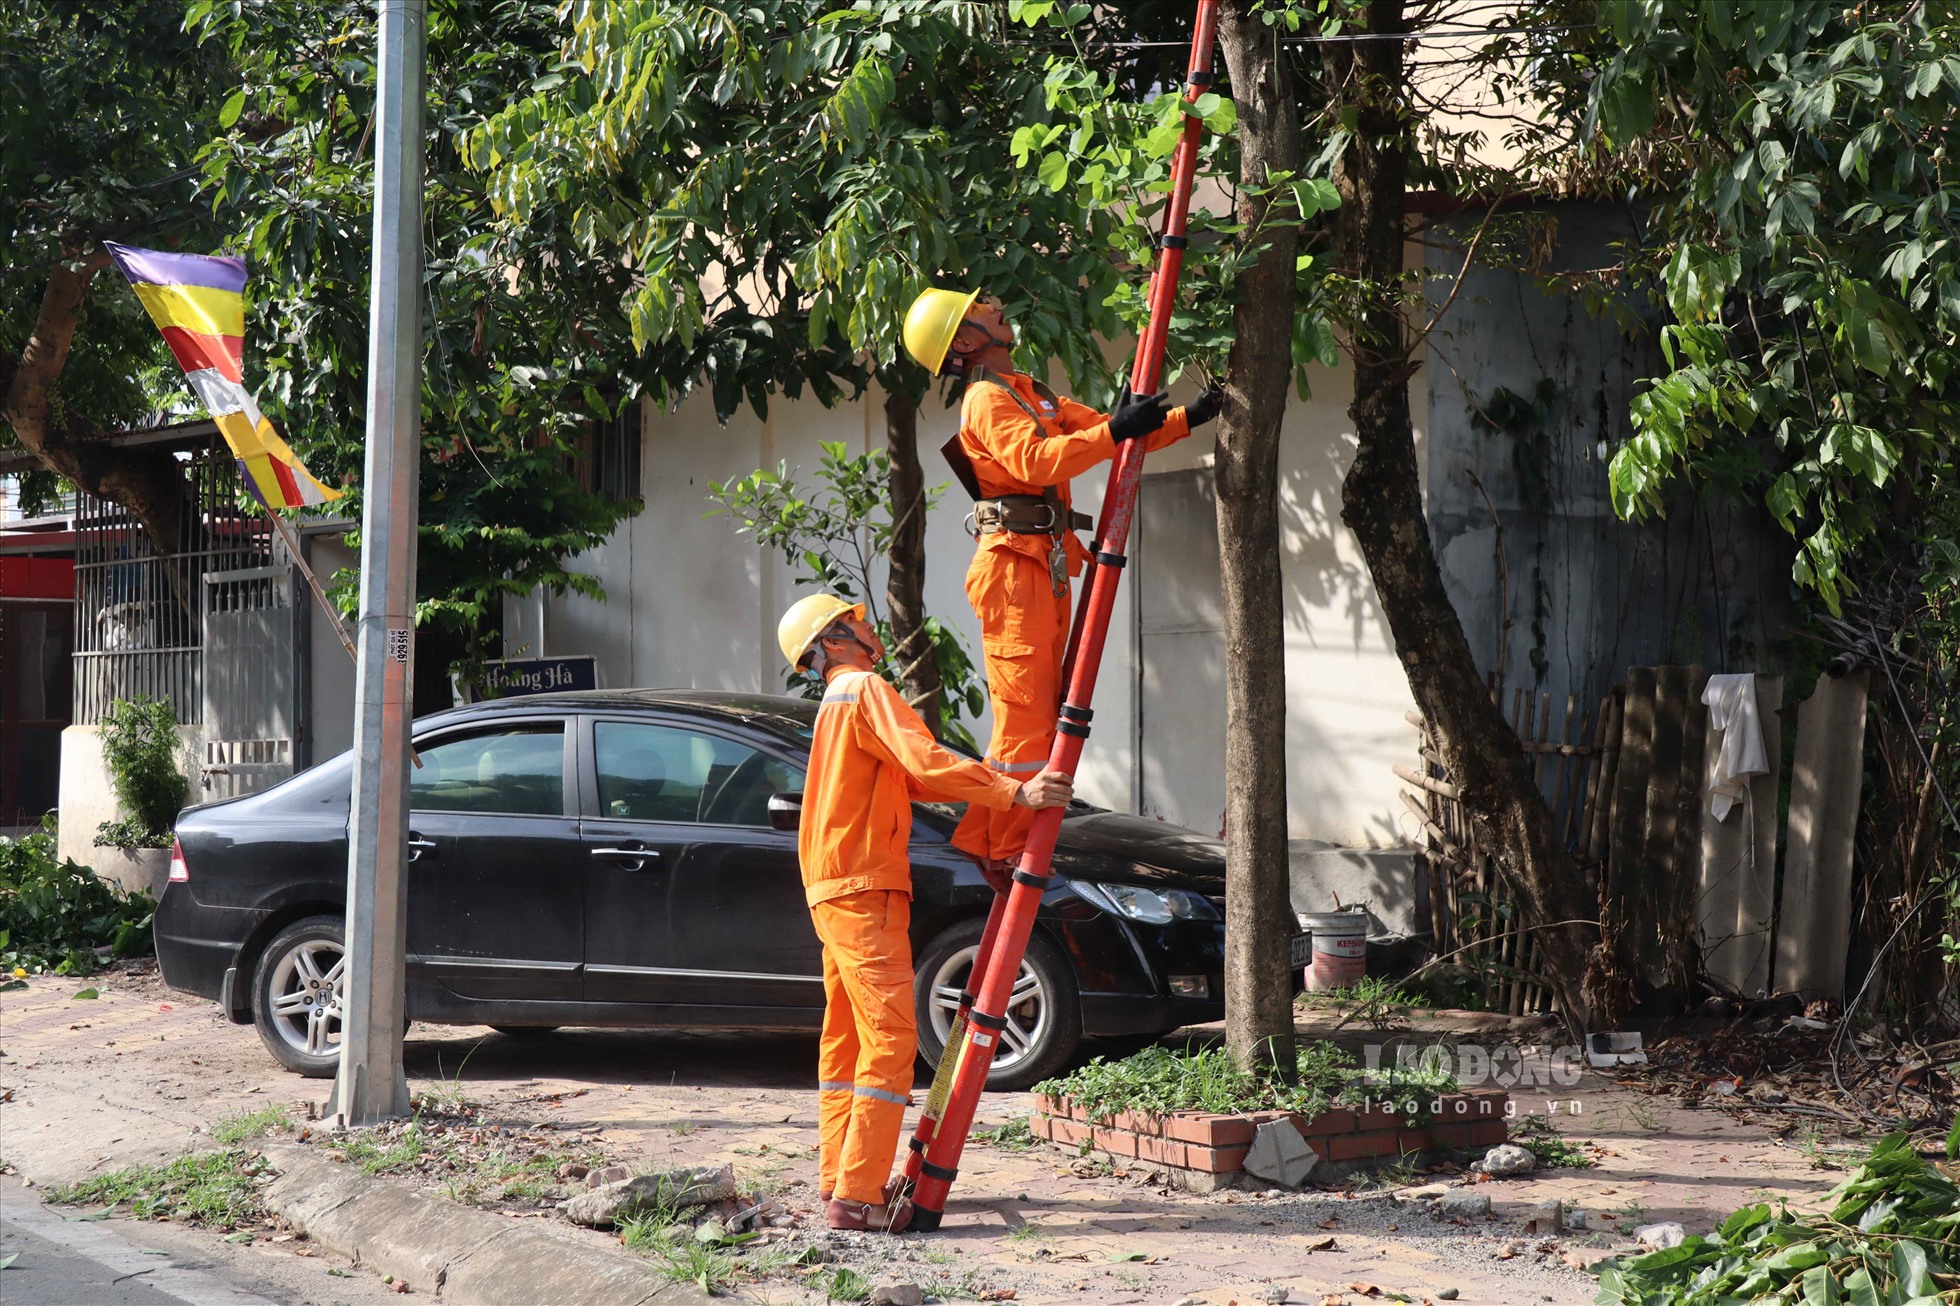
[1318,1218,1338,1229]
[1348,1285,1382,1297]
[0,1253,18,1270]
[1307,1236,1336,1251]
[71,988,98,1000]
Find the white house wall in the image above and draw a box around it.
[524,357,1422,851]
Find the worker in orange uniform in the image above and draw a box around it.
[778,593,1074,1234]
[901,288,1222,873]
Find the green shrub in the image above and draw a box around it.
[94,696,186,849]
[1,820,154,975]
[1034,1040,1459,1123]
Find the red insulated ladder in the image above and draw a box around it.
[901,0,1222,1231]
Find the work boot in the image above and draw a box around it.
[826,1193,916,1234]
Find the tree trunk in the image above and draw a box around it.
[883,384,945,734]
[1215,1,1300,1075]
[3,249,187,559]
[1324,0,1596,1029]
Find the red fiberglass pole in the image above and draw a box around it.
[905,0,1220,1232]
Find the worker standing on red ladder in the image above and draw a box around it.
[900,290,1221,878]
[776,594,1074,1233]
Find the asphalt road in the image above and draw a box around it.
[0,1195,280,1305]
[0,1186,399,1306]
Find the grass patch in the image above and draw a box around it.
[972,1116,1037,1152]
[209,1104,292,1146]
[1035,1040,1458,1122]
[50,1150,266,1228]
[821,1266,870,1301]
[1348,1151,1423,1190]
[646,1240,738,1296]
[1298,974,1428,1026]
[328,1118,429,1175]
[1511,1114,1596,1169]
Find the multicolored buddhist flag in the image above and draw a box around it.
[104,241,341,510]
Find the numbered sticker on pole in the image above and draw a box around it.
[387,627,411,663]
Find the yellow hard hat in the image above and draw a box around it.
[777,593,865,669]
[902,287,982,375]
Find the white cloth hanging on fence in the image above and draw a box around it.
[1702,673,1770,821]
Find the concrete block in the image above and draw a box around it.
[1242,1120,1320,1188]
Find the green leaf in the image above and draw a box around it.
[1843,1267,1881,1306]
[1037,151,1068,191]
[1891,1240,1933,1295]
[72,987,99,1000]
[218,88,246,129]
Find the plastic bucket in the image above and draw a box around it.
[1297,910,1369,992]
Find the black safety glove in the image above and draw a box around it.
[1185,387,1224,428]
[1107,381,1173,443]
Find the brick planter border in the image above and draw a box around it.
[1030,1089,1508,1192]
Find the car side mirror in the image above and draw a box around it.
[767,792,803,833]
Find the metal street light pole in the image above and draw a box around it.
[329,0,426,1126]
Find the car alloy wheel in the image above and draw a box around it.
[927,944,1050,1079]
[269,936,345,1060]
[914,921,1081,1089]
[251,915,349,1077]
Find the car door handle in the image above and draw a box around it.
[590,846,661,870]
[408,834,436,862]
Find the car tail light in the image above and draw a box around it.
[168,838,189,883]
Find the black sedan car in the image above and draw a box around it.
[158,690,1262,1089]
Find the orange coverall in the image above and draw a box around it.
[950,371,1192,863]
[800,668,1021,1205]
